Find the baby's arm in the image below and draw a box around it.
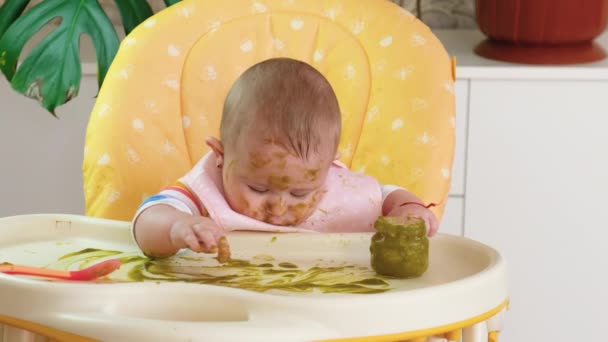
[134,204,195,257]
[380,185,439,236]
[381,186,424,215]
[132,183,229,259]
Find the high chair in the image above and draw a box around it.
[0,0,508,341]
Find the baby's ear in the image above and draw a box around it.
[205,137,224,167]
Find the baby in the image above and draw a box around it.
[132,58,438,260]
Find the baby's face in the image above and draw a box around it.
[222,137,334,226]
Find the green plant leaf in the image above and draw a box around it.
[163,0,182,6]
[0,0,31,38]
[113,0,153,35]
[0,0,119,115]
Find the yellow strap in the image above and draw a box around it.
[443,329,462,340]
[489,331,500,342]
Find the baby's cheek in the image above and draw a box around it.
[288,203,310,221]
[287,191,325,224]
[241,197,262,216]
[230,190,260,218]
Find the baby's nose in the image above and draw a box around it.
[267,195,288,216]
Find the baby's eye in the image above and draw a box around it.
[290,191,311,198]
[248,185,268,194]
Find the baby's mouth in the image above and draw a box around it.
[261,213,300,226]
[267,215,290,226]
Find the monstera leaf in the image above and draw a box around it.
[0,0,181,115]
[0,0,29,37]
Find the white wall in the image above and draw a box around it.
[0,75,96,217]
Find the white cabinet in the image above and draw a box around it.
[435,29,608,342]
[465,80,608,342]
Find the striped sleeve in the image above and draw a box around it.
[131,181,206,246]
[135,181,204,217]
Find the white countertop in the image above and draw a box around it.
[434,29,608,80]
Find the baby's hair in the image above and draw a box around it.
[220,58,341,159]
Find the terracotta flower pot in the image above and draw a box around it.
[474,0,608,64]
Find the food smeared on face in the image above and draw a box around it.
[248,152,271,170]
[268,175,291,191]
[222,134,335,226]
[305,168,320,181]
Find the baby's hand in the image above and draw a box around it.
[169,216,231,262]
[386,203,439,237]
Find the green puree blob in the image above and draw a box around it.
[370,216,429,278]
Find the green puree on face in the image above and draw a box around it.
[370,216,429,278]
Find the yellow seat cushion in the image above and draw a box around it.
[83,0,456,222]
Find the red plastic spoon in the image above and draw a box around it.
[0,259,121,281]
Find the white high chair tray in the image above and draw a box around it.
[0,214,507,342]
